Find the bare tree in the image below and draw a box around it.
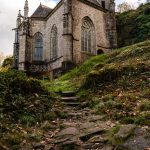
[117,2,134,13]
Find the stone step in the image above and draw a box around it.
[67,112,83,118]
[61,91,76,97]
[63,102,80,107]
[79,127,105,142]
[61,96,79,102]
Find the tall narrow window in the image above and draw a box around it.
[102,1,105,9]
[81,17,95,53]
[50,25,58,60]
[34,32,43,61]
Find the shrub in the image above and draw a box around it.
[0,69,52,124]
[117,3,150,47]
[2,56,13,68]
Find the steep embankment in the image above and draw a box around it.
[43,41,150,125]
[117,3,150,47]
[47,40,150,96]
[46,40,150,125]
[82,41,150,126]
[41,40,150,149]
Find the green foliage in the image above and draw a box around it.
[0,69,55,149]
[0,69,52,125]
[117,3,150,47]
[2,56,13,68]
[19,113,37,126]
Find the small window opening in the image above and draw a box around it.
[102,1,105,9]
[97,49,104,55]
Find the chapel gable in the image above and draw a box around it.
[31,3,52,18]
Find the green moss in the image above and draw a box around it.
[60,54,107,81]
[107,125,121,144]
[42,54,108,92]
[84,62,149,89]
[108,124,136,145]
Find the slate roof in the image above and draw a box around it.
[31,0,103,19]
[31,3,52,18]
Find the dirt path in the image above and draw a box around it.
[31,91,116,150]
[22,91,150,150]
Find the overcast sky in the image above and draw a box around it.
[0,0,146,56]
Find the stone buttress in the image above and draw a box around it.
[62,0,75,72]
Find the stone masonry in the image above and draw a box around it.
[13,0,117,78]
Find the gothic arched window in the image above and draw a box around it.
[34,32,43,61]
[50,25,58,59]
[81,17,96,53]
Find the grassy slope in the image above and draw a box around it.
[42,54,108,92]
[83,41,150,125]
[44,40,150,125]
[117,3,150,47]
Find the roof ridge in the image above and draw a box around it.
[31,3,52,18]
[40,3,52,10]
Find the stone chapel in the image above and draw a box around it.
[13,0,117,78]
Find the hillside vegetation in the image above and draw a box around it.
[0,69,56,149]
[45,40,150,125]
[1,40,149,149]
[39,40,150,149]
[43,54,108,92]
[117,3,150,47]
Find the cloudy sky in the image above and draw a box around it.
[0,0,146,56]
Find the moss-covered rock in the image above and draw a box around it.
[112,124,136,145]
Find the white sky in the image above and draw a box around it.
[0,0,146,56]
[0,0,58,56]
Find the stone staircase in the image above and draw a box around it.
[55,91,115,149]
[29,91,116,150]
[21,90,150,150]
[61,91,80,107]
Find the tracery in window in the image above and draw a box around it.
[34,32,43,61]
[81,17,95,53]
